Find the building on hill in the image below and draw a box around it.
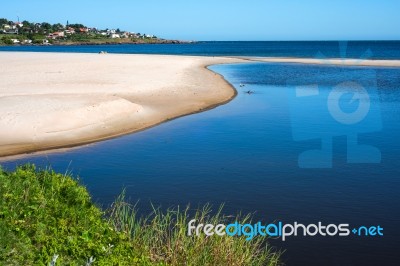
[47,31,65,39]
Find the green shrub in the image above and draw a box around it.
[32,38,44,44]
[0,165,150,265]
[0,165,281,265]
[0,36,13,45]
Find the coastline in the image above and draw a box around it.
[0,39,193,47]
[2,52,400,160]
[239,56,400,67]
[0,52,245,159]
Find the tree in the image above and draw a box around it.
[68,23,85,31]
[52,23,64,31]
[40,22,52,34]
[22,20,31,27]
[18,20,33,34]
[0,18,8,26]
[41,22,52,30]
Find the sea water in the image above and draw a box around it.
[1,42,400,265]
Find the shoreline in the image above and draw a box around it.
[1,52,400,160]
[0,40,194,47]
[237,56,400,67]
[0,52,244,160]
[0,68,236,162]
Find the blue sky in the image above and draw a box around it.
[1,0,399,40]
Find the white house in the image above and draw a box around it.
[65,28,75,34]
[47,31,65,39]
[110,33,120,39]
[120,32,130,38]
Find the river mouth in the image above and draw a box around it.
[2,62,400,265]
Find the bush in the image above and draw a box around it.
[0,165,150,265]
[0,165,281,265]
[32,38,44,44]
[0,36,13,45]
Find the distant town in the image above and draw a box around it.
[0,18,189,45]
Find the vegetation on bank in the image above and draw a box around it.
[0,165,281,265]
[0,34,183,46]
[0,18,187,46]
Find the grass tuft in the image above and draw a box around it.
[0,165,281,265]
[108,190,281,266]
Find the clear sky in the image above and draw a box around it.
[1,0,399,41]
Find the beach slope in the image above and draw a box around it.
[0,52,244,157]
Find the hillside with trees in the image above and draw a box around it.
[0,18,188,45]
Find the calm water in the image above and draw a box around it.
[1,42,400,265]
[1,41,400,59]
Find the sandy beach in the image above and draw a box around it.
[242,57,400,67]
[0,52,245,157]
[1,52,399,158]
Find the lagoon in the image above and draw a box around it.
[1,42,400,265]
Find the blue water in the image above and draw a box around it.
[1,42,400,265]
[1,41,400,59]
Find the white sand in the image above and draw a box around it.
[1,52,399,158]
[0,52,244,157]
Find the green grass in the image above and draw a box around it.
[0,165,281,265]
[0,165,149,265]
[0,33,171,46]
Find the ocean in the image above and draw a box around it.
[1,41,400,59]
[1,41,400,265]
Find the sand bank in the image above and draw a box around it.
[1,52,399,159]
[0,52,244,158]
[240,57,400,67]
